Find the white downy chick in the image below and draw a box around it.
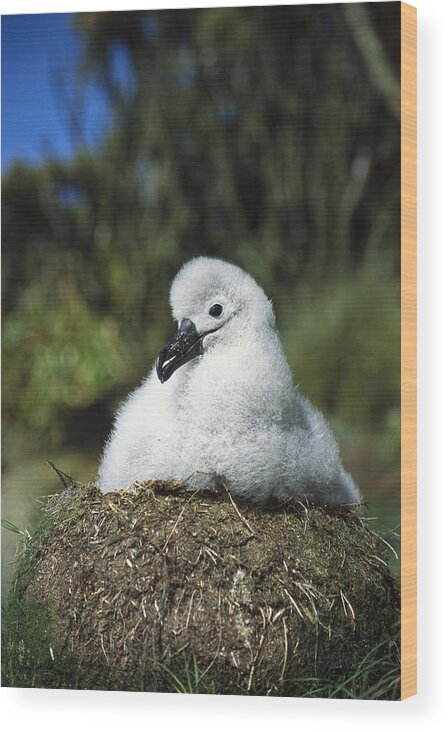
[98,257,360,505]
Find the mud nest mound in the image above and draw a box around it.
[5,480,400,697]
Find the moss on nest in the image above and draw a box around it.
[4,480,400,696]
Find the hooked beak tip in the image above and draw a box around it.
[156,318,203,383]
[155,353,164,383]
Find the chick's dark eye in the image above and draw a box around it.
[209,303,223,318]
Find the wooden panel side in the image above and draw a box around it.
[400,1,417,701]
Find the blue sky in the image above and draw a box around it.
[1,13,111,171]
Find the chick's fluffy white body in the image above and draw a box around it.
[98,258,360,504]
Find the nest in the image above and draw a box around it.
[5,480,400,696]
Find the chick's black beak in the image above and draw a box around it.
[156,318,204,383]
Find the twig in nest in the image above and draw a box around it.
[46,461,76,489]
[280,617,289,681]
[369,529,399,561]
[222,483,256,536]
[161,488,201,552]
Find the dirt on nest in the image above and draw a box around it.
[5,480,400,695]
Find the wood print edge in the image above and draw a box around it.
[400,0,417,701]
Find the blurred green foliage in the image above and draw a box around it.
[2,4,400,512]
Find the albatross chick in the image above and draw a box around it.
[98,257,360,505]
